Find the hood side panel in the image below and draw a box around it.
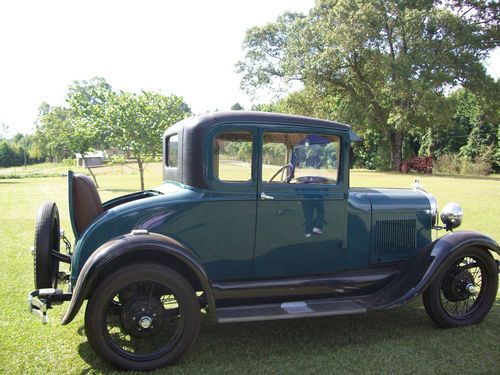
[351,188,433,264]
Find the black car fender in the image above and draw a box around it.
[429,230,499,260]
[362,230,499,310]
[61,231,215,325]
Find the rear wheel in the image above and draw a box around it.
[34,202,60,289]
[85,263,201,370]
[423,247,498,328]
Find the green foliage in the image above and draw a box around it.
[61,158,76,167]
[65,77,113,155]
[351,128,390,170]
[417,87,499,172]
[32,104,73,162]
[31,77,191,189]
[108,154,127,166]
[237,0,499,169]
[105,91,191,189]
[262,143,286,165]
[230,103,244,111]
[294,143,338,169]
[0,140,23,167]
[434,152,493,176]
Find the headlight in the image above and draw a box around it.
[440,202,463,230]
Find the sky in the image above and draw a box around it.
[0,0,498,137]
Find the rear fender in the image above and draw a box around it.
[61,231,215,324]
[364,231,499,310]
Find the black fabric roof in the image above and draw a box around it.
[163,111,356,189]
[168,111,352,134]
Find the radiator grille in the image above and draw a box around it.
[374,218,416,260]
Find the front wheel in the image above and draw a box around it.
[423,247,498,328]
[85,263,201,370]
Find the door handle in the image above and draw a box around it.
[260,192,275,200]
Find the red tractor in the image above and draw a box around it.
[399,156,433,174]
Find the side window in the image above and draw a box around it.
[213,131,253,182]
[262,132,340,184]
[166,135,178,167]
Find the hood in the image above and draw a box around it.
[351,187,433,214]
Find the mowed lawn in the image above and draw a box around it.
[0,164,499,374]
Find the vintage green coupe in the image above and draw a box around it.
[29,112,499,370]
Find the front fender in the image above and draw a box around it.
[362,230,499,310]
[61,231,215,325]
[430,230,499,258]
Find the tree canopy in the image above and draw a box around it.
[237,0,499,168]
[105,91,191,190]
[31,77,191,189]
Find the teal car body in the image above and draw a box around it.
[70,112,433,283]
[28,111,499,371]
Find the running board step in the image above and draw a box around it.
[216,299,366,323]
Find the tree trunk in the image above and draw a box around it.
[137,158,145,191]
[388,130,403,170]
[86,166,99,188]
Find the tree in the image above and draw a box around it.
[64,77,113,187]
[32,104,72,163]
[454,88,499,168]
[105,91,191,190]
[237,0,499,169]
[11,133,32,168]
[230,103,244,111]
[0,140,23,167]
[417,85,499,171]
[0,122,8,140]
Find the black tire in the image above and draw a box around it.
[423,247,498,328]
[85,263,201,371]
[34,202,60,289]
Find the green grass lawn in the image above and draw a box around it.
[0,164,499,374]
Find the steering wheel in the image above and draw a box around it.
[267,163,295,183]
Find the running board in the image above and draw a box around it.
[216,299,366,323]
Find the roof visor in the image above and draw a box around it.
[349,130,361,142]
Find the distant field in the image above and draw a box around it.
[0,163,499,374]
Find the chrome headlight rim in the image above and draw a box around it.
[440,202,464,230]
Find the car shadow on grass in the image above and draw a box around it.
[75,301,441,374]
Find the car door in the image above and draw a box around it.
[194,125,258,281]
[252,125,348,279]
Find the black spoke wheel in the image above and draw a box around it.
[423,247,498,328]
[34,202,60,289]
[85,263,201,370]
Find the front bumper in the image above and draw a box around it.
[28,288,71,323]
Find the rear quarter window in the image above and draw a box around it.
[166,135,179,167]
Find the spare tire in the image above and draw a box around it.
[34,202,60,289]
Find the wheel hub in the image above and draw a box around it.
[139,316,152,329]
[121,297,164,337]
[442,267,475,302]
